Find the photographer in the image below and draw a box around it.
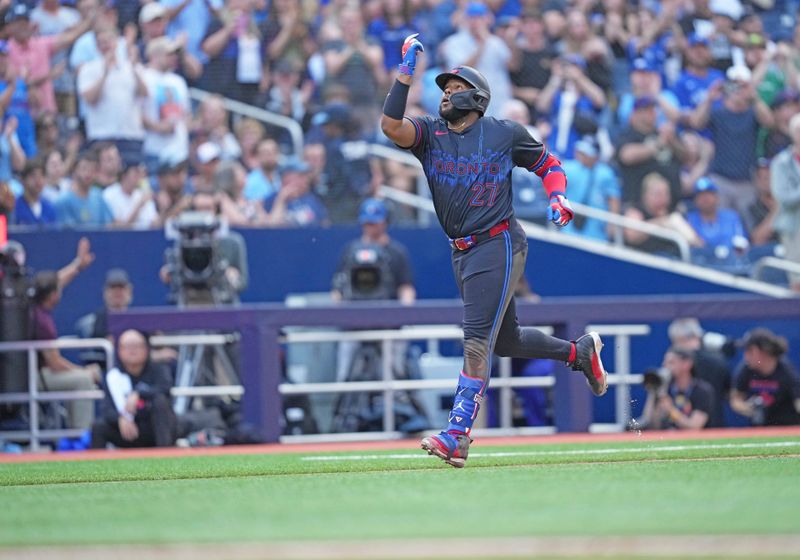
[636,347,715,431]
[730,328,800,426]
[160,191,248,306]
[667,317,733,428]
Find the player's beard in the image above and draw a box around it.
[439,102,470,123]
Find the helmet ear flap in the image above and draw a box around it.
[475,92,489,114]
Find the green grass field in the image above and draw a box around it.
[1,435,799,558]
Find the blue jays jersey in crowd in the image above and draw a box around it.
[405,116,549,239]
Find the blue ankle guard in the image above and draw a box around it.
[446,373,485,433]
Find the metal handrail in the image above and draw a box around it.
[280,376,555,395]
[366,143,422,168]
[278,324,649,442]
[568,200,691,261]
[188,88,304,156]
[0,338,115,354]
[752,256,800,283]
[378,185,691,262]
[377,185,799,298]
[149,333,240,347]
[178,89,705,265]
[280,325,470,344]
[0,338,114,452]
[0,336,247,450]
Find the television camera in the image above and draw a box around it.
[165,211,237,306]
[332,242,396,301]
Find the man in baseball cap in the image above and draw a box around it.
[358,197,388,224]
[329,195,419,428]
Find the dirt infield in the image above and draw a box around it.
[2,426,799,464]
[3,535,800,560]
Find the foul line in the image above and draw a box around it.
[300,440,800,462]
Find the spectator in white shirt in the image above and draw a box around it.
[103,157,158,229]
[439,2,513,118]
[70,0,128,85]
[77,24,147,164]
[142,36,191,177]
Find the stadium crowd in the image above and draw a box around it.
[0,0,798,289]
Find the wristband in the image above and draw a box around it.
[382,79,410,120]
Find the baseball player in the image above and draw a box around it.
[380,34,609,468]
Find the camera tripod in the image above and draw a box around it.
[171,287,241,415]
[172,331,241,414]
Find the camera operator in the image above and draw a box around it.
[331,198,415,384]
[667,317,733,427]
[159,191,248,306]
[331,198,415,306]
[329,198,423,432]
[730,328,800,426]
[636,347,715,431]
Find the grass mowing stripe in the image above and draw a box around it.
[1,436,798,486]
[300,440,800,461]
[1,456,798,545]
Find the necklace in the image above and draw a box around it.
[450,118,468,131]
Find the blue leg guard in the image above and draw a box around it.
[446,372,486,435]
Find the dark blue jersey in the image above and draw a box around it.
[405,115,549,239]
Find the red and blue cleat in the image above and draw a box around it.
[420,430,472,468]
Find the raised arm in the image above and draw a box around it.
[53,12,95,53]
[380,34,424,149]
[57,237,94,289]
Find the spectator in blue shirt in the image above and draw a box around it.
[366,0,416,71]
[686,177,749,253]
[561,136,621,241]
[14,155,56,227]
[672,34,725,130]
[244,137,281,201]
[263,159,329,227]
[0,115,26,185]
[410,0,457,58]
[55,149,113,227]
[0,39,37,158]
[163,0,222,66]
[688,65,774,218]
[536,53,606,159]
[616,58,680,131]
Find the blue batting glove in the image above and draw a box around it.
[399,33,424,76]
[547,195,574,227]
